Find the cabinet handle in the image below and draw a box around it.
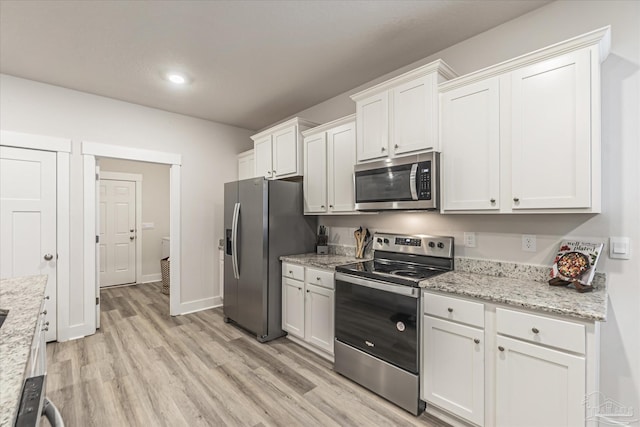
[329,205,333,208]
[298,287,302,291]
[532,327,540,334]
[289,270,293,274]
[513,197,520,202]
[321,205,325,209]
[490,198,496,203]
[498,346,505,352]
[43,326,49,331]
[447,307,453,313]
[44,253,53,261]
[316,277,321,281]
[306,289,309,293]
[474,338,480,344]
[394,144,399,149]
[267,171,272,175]
[45,296,50,300]
[381,147,386,152]
[42,310,47,315]
[44,321,50,326]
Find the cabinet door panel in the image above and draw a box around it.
[305,283,334,354]
[496,335,585,427]
[238,152,255,180]
[327,122,356,212]
[424,316,484,426]
[282,278,305,339]
[393,75,436,155]
[303,134,327,213]
[511,49,591,209]
[273,126,298,177]
[441,78,500,211]
[254,136,273,179]
[356,92,389,161]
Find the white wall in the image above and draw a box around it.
[295,0,640,419]
[0,75,254,335]
[99,158,170,282]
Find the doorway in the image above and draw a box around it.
[82,141,182,335]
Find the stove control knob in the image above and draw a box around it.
[376,238,383,244]
[383,238,389,244]
[428,242,435,248]
[437,242,445,249]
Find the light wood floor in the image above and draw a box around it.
[44,282,450,427]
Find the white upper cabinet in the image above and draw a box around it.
[253,135,273,179]
[393,74,438,156]
[303,133,327,213]
[303,115,357,215]
[351,60,457,163]
[356,92,389,161]
[511,50,592,210]
[251,117,318,180]
[237,149,255,180]
[439,26,610,214]
[441,77,501,211]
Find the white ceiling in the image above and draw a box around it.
[0,0,550,130]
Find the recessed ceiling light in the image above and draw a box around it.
[166,72,188,85]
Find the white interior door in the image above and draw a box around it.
[0,146,57,341]
[99,179,136,287]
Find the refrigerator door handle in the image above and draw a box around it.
[231,202,240,279]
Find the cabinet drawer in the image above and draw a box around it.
[282,263,305,281]
[305,267,334,290]
[496,308,585,354]
[424,292,484,328]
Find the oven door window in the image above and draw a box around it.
[335,279,419,374]
[355,164,414,202]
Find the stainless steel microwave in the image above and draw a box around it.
[354,152,439,211]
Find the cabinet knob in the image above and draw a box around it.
[306,289,309,293]
[45,321,50,326]
[490,198,496,203]
[498,346,505,352]
[394,144,399,149]
[267,171,272,175]
[447,307,453,313]
[321,205,325,209]
[273,170,276,174]
[316,277,321,281]
[513,197,520,202]
[329,205,333,208]
[381,147,386,152]
[44,296,50,300]
[43,326,49,331]
[42,310,47,315]
[532,327,540,334]
[474,338,480,344]
[44,253,53,261]
[289,270,293,274]
[298,287,302,291]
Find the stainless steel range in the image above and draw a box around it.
[334,233,454,415]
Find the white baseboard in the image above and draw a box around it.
[177,297,218,315]
[141,273,162,283]
[211,296,223,308]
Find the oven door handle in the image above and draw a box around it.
[335,273,420,298]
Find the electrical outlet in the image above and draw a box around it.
[464,232,476,248]
[522,235,536,252]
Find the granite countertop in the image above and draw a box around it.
[280,253,371,270]
[0,275,48,427]
[420,258,607,321]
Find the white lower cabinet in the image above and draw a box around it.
[424,316,485,426]
[422,291,598,427]
[495,335,585,427]
[423,293,485,426]
[282,263,335,359]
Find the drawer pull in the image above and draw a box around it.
[498,346,505,352]
[532,327,540,334]
[447,307,453,313]
[474,339,480,344]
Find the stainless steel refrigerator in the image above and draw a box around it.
[223,178,317,342]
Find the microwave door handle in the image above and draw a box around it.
[410,163,418,200]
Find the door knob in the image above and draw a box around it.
[44,254,53,261]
